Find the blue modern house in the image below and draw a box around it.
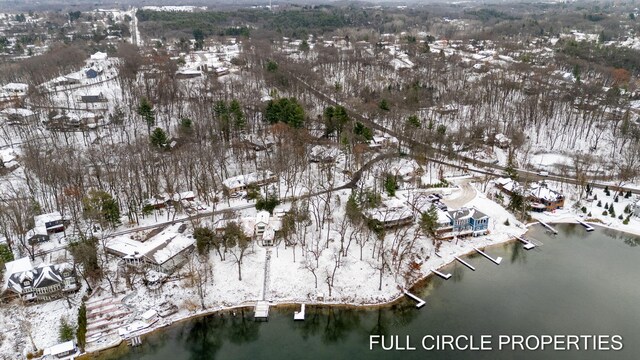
[436,207,489,239]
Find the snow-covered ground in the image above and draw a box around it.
[0,181,530,357]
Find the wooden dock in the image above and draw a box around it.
[538,220,558,234]
[515,236,536,250]
[128,336,142,347]
[254,301,269,321]
[473,247,502,265]
[576,219,595,232]
[403,290,426,308]
[294,304,305,321]
[431,269,452,280]
[455,256,476,271]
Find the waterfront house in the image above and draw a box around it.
[437,207,490,239]
[528,182,564,212]
[363,199,414,228]
[42,340,79,359]
[2,257,78,302]
[105,223,195,274]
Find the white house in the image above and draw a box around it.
[105,223,195,274]
[364,199,414,228]
[222,170,276,195]
[634,199,640,218]
[42,340,79,359]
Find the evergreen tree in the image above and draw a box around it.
[353,122,373,141]
[378,98,390,111]
[264,98,305,128]
[83,190,121,228]
[194,227,215,256]
[137,97,155,132]
[77,302,87,350]
[406,114,421,128]
[420,205,440,238]
[255,195,280,215]
[150,127,169,148]
[383,174,398,197]
[59,318,75,342]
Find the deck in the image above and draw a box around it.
[515,236,536,250]
[403,290,426,308]
[576,219,595,232]
[455,256,476,271]
[254,301,270,320]
[294,304,305,321]
[473,247,502,265]
[431,269,452,280]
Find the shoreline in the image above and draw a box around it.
[83,232,524,358]
[83,219,639,359]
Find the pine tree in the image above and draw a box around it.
[77,302,87,350]
[137,97,155,132]
[150,127,169,148]
[59,318,75,342]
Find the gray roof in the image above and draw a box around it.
[447,207,489,221]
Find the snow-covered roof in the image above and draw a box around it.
[43,340,76,357]
[256,210,270,225]
[448,207,489,221]
[34,211,63,228]
[2,83,28,92]
[172,191,195,201]
[90,51,108,61]
[309,145,340,161]
[5,261,73,294]
[529,182,563,202]
[364,200,414,225]
[141,309,157,321]
[4,257,32,278]
[222,170,275,190]
[106,224,195,266]
[0,108,35,117]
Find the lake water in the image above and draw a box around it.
[99,224,640,360]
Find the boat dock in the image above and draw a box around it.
[403,290,426,308]
[473,247,502,265]
[538,221,558,234]
[294,304,305,321]
[515,236,536,250]
[576,219,595,232]
[128,336,142,347]
[254,301,270,321]
[431,269,452,280]
[455,256,476,271]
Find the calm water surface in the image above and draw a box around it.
[100,224,640,360]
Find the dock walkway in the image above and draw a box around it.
[473,247,502,265]
[403,290,426,308]
[576,219,595,232]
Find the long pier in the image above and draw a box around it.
[431,269,452,280]
[455,256,476,271]
[538,220,558,234]
[576,219,595,232]
[403,290,426,308]
[473,247,502,265]
[515,236,536,250]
